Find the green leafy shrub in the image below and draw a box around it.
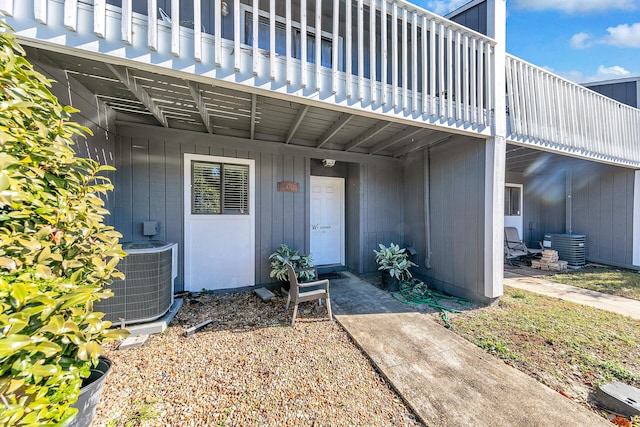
[0,25,128,426]
[373,243,417,281]
[268,244,315,282]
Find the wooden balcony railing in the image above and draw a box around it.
[506,54,640,165]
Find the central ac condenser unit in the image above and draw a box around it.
[543,234,586,266]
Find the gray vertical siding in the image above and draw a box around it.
[448,1,488,36]
[113,125,403,291]
[35,60,117,225]
[407,137,487,302]
[584,81,638,108]
[507,159,636,268]
[571,164,635,266]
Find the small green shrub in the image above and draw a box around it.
[268,244,315,282]
[0,25,128,425]
[373,243,417,281]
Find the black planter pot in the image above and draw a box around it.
[69,356,112,427]
[381,271,400,292]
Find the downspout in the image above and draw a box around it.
[424,147,432,269]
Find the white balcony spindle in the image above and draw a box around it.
[0,0,13,16]
[270,0,276,79]
[147,0,157,50]
[215,0,222,67]
[253,0,259,75]
[401,7,408,110]
[429,19,435,116]
[369,0,376,104]
[470,37,476,123]
[64,0,78,32]
[34,0,47,24]
[411,10,417,112]
[391,2,398,107]
[286,0,292,83]
[301,0,307,87]
[357,0,364,100]
[477,40,484,125]
[346,0,352,98]
[171,0,179,55]
[454,30,461,121]
[462,34,469,123]
[316,0,322,91]
[94,0,106,38]
[420,14,426,114]
[234,0,241,71]
[381,0,387,105]
[194,0,202,62]
[440,24,446,118]
[332,0,339,93]
[119,0,132,42]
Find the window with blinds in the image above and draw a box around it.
[191,161,249,215]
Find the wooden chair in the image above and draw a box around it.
[285,263,332,327]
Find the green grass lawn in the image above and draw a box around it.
[450,287,640,418]
[548,266,640,301]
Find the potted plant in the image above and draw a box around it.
[373,243,418,292]
[0,25,128,426]
[269,244,315,289]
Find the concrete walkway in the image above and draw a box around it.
[329,273,609,427]
[504,270,640,320]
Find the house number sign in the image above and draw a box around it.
[277,181,299,192]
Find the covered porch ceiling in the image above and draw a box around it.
[29,47,455,159]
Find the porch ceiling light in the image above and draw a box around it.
[322,159,336,167]
[221,1,230,17]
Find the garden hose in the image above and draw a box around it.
[392,279,472,328]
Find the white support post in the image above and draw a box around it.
[484,0,506,300]
[64,0,78,32]
[94,0,106,37]
[148,0,157,50]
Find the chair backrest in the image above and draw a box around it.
[504,227,522,249]
[285,263,299,288]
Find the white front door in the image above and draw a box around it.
[184,154,255,291]
[504,183,524,240]
[310,176,345,266]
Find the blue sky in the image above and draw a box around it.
[414,0,640,83]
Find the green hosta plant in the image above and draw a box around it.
[373,243,418,281]
[0,24,128,426]
[269,244,315,282]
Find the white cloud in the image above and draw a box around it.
[569,32,593,49]
[542,66,632,83]
[512,0,637,13]
[602,23,640,47]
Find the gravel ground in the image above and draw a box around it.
[93,291,423,426]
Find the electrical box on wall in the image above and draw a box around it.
[143,221,159,236]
